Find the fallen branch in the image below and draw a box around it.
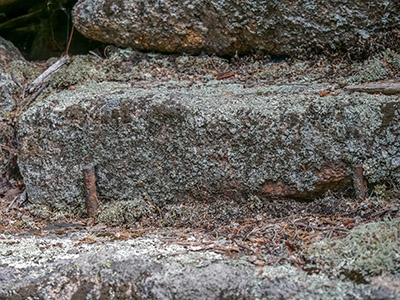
[24,83,48,107]
[370,206,400,218]
[6,190,27,212]
[22,55,70,99]
[345,81,400,95]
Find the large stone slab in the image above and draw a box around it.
[0,36,24,112]
[1,229,398,300]
[0,36,37,176]
[17,81,400,214]
[72,0,400,58]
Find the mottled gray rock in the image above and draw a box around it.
[0,36,23,112]
[72,0,400,58]
[17,80,400,219]
[0,36,29,175]
[0,232,258,299]
[0,231,398,299]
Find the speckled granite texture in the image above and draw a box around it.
[72,0,400,57]
[17,81,400,211]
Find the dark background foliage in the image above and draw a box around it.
[0,0,101,60]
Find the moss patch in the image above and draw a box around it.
[98,198,155,225]
[303,218,400,281]
[347,50,400,84]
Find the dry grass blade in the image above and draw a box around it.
[345,81,400,95]
[0,143,17,154]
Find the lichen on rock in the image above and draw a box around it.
[17,79,400,224]
[0,36,39,176]
[347,50,400,84]
[303,218,400,282]
[72,0,400,58]
[98,198,155,225]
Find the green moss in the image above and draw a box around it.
[0,110,11,119]
[8,60,41,82]
[347,50,400,84]
[359,184,400,210]
[303,218,400,281]
[372,184,400,203]
[98,198,155,225]
[161,204,192,227]
[28,204,52,219]
[247,195,264,211]
[383,49,400,71]
[16,218,36,229]
[27,201,86,220]
[50,55,105,89]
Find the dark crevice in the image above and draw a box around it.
[0,0,105,61]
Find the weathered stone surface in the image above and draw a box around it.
[17,80,400,216]
[0,36,36,176]
[72,0,400,58]
[0,36,23,112]
[0,229,398,299]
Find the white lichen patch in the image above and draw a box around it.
[0,234,81,269]
[0,231,224,270]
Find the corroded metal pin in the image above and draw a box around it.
[352,164,368,201]
[82,166,99,217]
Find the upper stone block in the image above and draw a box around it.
[72,0,400,58]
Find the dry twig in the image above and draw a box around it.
[345,81,400,95]
[22,55,70,103]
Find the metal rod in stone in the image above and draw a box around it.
[82,166,99,218]
[352,165,368,201]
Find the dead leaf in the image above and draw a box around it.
[319,90,330,97]
[216,71,235,80]
[74,236,97,247]
[285,241,296,253]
